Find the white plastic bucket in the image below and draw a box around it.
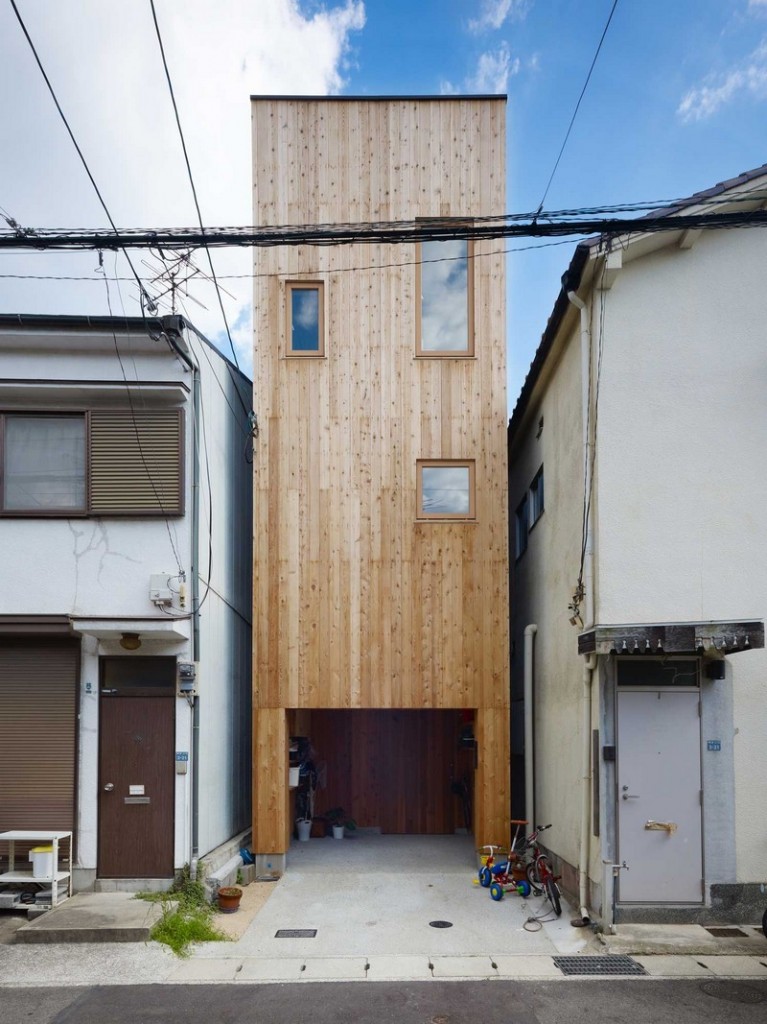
[29,846,54,878]
[332,825,344,840]
[296,819,311,842]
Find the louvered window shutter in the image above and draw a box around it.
[89,409,184,515]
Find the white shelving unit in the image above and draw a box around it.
[0,830,73,910]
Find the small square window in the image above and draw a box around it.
[514,495,528,559]
[417,461,475,519]
[287,282,324,356]
[530,466,544,526]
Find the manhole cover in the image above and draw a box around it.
[429,920,453,929]
[553,955,647,976]
[705,927,749,938]
[275,929,317,938]
[700,981,765,1004]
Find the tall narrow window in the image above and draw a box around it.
[287,282,324,356]
[529,466,544,526]
[417,460,475,520]
[416,239,474,356]
[514,495,528,559]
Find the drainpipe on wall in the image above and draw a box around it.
[162,317,201,878]
[523,624,537,834]
[567,289,597,925]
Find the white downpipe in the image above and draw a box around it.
[569,289,597,924]
[523,624,537,833]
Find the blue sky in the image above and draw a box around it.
[1,1,766,406]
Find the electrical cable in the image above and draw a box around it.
[8,0,155,310]
[147,0,240,370]
[536,0,621,214]
[99,260,185,576]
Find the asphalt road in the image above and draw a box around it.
[3,980,767,1024]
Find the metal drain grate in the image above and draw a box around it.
[553,955,647,976]
[705,927,748,938]
[275,929,317,938]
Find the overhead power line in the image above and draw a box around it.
[1,207,766,252]
[8,0,154,310]
[147,0,240,370]
[536,0,620,213]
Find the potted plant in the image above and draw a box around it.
[324,807,357,839]
[217,886,242,913]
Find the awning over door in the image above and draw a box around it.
[578,619,764,657]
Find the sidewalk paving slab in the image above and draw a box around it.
[633,955,711,977]
[167,958,241,982]
[300,957,369,980]
[431,955,497,978]
[237,957,307,981]
[366,955,433,980]
[493,954,563,978]
[695,956,767,977]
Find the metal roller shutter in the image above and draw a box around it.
[0,639,79,834]
[89,408,183,515]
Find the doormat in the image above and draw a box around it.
[553,955,647,976]
[705,927,749,938]
[275,929,317,938]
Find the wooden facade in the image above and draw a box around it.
[251,96,510,856]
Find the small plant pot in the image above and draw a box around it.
[217,886,242,913]
[332,825,344,839]
[296,819,312,842]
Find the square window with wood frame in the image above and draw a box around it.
[416,238,474,356]
[287,282,324,356]
[0,409,183,517]
[417,461,475,519]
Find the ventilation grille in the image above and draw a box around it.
[90,409,183,515]
[553,955,648,976]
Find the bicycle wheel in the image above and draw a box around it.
[525,860,542,895]
[544,876,562,917]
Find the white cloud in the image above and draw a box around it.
[0,0,366,377]
[677,38,767,121]
[468,0,529,34]
[442,42,518,95]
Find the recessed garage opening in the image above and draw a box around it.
[288,709,476,837]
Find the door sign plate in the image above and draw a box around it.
[124,796,151,804]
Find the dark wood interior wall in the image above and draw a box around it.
[306,710,474,834]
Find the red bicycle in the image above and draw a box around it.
[523,823,562,917]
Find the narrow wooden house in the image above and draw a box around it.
[251,96,509,869]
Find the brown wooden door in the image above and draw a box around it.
[98,696,175,877]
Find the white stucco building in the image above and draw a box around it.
[0,314,252,892]
[508,165,766,927]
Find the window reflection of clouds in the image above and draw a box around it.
[421,240,469,352]
[291,288,319,350]
[422,466,470,514]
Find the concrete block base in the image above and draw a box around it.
[255,853,285,879]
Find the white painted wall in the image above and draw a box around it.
[510,219,767,900]
[594,227,767,881]
[0,321,251,879]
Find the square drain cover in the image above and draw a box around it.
[705,927,748,938]
[275,929,317,938]
[553,955,647,976]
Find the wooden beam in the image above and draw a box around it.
[252,707,289,854]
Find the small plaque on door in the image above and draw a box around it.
[124,796,151,805]
[129,785,145,795]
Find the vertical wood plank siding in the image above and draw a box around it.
[253,98,510,848]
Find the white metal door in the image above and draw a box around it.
[617,689,703,903]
